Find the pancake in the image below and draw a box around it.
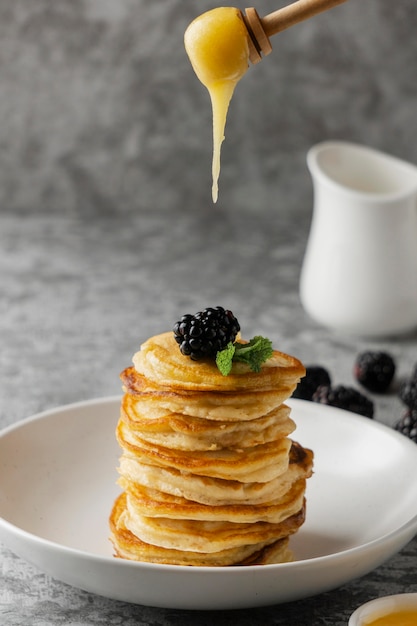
[117,442,313,506]
[110,328,312,567]
[120,477,307,524]
[121,500,306,553]
[116,417,293,483]
[120,413,296,452]
[121,393,296,450]
[110,492,302,566]
[133,332,305,392]
[121,367,294,421]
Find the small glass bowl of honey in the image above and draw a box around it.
[349,593,417,626]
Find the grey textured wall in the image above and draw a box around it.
[1,0,416,216]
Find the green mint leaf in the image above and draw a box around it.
[216,341,236,376]
[233,336,273,373]
[215,336,273,375]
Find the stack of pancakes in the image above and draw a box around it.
[109,331,313,566]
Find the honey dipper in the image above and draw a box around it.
[243,0,348,64]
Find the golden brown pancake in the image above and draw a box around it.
[121,392,296,450]
[110,492,304,566]
[117,442,313,506]
[120,477,306,524]
[116,417,293,482]
[120,501,306,553]
[121,367,295,421]
[133,332,305,392]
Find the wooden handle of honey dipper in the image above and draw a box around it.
[244,0,348,63]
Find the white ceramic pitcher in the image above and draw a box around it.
[300,141,417,337]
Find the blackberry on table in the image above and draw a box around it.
[173,306,240,361]
[398,378,417,409]
[312,384,374,418]
[292,365,331,401]
[354,350,396,393]
[394,408,417,443]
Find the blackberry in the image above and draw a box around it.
[312,385,374,418]
[354,350,396,393]
[394,408,417,443]
[292,365,331,401]
[173,306,240,361]
[398,378,417,409]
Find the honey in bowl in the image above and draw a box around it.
[184,7,250,202]
[363,610,417,626]
[351,596,417,626]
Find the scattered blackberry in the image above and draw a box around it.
[354,350,396,393]
[292,365,331,401]
[173,306,240,361]
[394,408,417,443]
[398,378,417,409]
[312,385,374,418]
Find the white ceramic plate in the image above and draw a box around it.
[0,397,416,610]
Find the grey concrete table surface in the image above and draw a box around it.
[1,209,416,625]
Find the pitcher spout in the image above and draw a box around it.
[306,140,417,200]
